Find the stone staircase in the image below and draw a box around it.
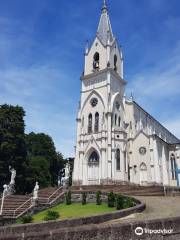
[0,187,64,219]
[0,195,32,219]
[71,185,165,196]
[38,187,64,205]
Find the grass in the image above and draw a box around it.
[33,203,116,222]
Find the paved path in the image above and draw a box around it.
[107,196,180,224]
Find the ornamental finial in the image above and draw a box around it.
[102,0,108,11]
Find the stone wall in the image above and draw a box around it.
[1,214,180,239]
[71,192,107,203]
[0,202,145,239]
[165,186,180,196]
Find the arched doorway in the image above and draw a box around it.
[87,150,100,185]
[140,162,148,185]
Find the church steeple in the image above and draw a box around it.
[97,0,114,46]
[84,0,123,78]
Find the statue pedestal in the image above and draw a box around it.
[5,184,15,196]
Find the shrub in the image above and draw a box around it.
[108,191,116,207]
[65,190,71,205]
[123,197,135,209]
[19,214,33,224]
[82,192,87,205]
[116,194,124,210]
[68,175,72,186]
[44,210,60,221]
[96,191,102,205]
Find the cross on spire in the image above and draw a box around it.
[102,0,108,12]
[97,0,113,45]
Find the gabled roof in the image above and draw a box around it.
[96,0,114,46]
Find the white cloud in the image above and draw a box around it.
[0,64,77,157]
[127,42,180,99]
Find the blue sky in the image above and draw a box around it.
[0,0,180,157]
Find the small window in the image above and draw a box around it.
[118,117,121,127]
[93,52,100,69]
[115,114,117,125]
[116,149,120,170]
[88,114,92,134]
[114,55,117,71]
[94,112,99,132]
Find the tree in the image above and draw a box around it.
[82,192,87,205]
[0,104,27,193]
[65,190,71,205]
[96,191,102,205]
[25,132,65,190]
[0,104,65,194]
[107,191,116,208]
[116,194,124,210]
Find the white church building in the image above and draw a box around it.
[73,1,180,186]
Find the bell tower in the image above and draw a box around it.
[73,0,128,186]
[84,0,123,78]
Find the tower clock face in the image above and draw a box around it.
[90,98,98,107]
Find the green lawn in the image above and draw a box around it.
[33,203,116,222]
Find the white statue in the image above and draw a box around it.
[3,184,8,195]
[58,178,61,187]
[9,167,16,185]
[65,163,70,179]
[33,182,39,200]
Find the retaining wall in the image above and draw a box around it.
[1,214,180,239]
[0,201,145,239]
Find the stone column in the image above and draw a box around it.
[162,145,169,185]
[101,129,107,181]
[153,139,161,184]
[107,112,112,179]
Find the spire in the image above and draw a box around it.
[102,0,107,11]
[97,0,114,46]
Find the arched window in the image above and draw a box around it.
[118,116,121,127]
[115,114,117,125]
[116,149,120,170]
[88,114,92,134]
[171,154,176,180]
[94,112,99,133]
[88,151,99,165]
[93,52,100,69]
[114,55,117,71]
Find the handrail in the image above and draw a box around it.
[47,187,63,203]
[16,204,34,219]
[0,192,6,215]
[48,191,65,205]
[13,197,32,218]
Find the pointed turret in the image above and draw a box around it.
[97,0,114,46]
[83,0,124,78]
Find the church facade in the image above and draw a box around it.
[73,1,180,186]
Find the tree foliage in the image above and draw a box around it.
[0,104,65,194]
[0,104,27,193]
[96,191,102,205]
[25,132,65,191]
[107,191,116,208]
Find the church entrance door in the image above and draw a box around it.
[140,162,148,185]
[87,150,100,185]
